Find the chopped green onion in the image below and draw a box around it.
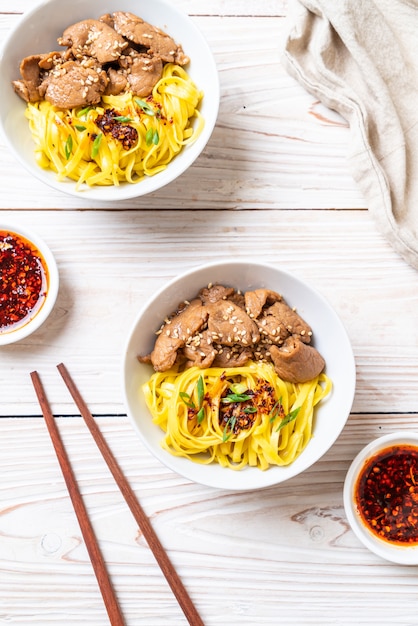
[91,133,103,158]
[222,415,237,442]
[74,124,86,132]
[276,407,301,432]
[114,115,133,123]
[76,106,92,118]
[64,135,72,160]
[243,406,257,414]
[269,398,283,422]
[145,128,153,145]
[230,382,247,395]
[197,407,205,423]
[197,375,204,408]
[145,128,159,146]
[179,391,195,409]
[180,375,205,421]
[135,98,155,116]
[221,393,251,404]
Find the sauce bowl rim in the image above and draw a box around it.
[343,430,418,565]
[0,222,59,345]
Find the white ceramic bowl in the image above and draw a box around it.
[0,0,219,201]
[123,260,356,490]
[0,223,59,345]
[344,431,418,564]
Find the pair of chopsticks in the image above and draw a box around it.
[30,363,203,626]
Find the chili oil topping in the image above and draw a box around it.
[0,231,48,333]
[355,444,418,545]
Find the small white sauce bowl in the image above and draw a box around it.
[0,223,59,345]
[344,431,418,565]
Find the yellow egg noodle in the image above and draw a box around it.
[142,361,332,471]
[25,64,204,188]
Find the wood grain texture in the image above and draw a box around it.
[0,10,364,210]
[1,416,418,625]
[0,209,416,416]
[31,370,125,626]
[55,363,204,626]
[1,1,418,625]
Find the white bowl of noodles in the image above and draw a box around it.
[0,0,219,201]
[123,260,356,491]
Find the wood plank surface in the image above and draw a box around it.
[0,12,364,210]
[0,208,417,416]
[2,415,418,625]
[1,1,418,625]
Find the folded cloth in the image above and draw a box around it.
[283,0,418,270]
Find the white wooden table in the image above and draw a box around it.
[1,2,418,625]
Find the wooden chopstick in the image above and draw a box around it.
[56,362,204,626]
[30,370,125,626]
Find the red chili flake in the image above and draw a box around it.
[219,378,276,436]
[355,445,418,545]
[0,230,48,333]
[95,108,138,150]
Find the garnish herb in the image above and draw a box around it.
[269,397,301,431]
[135,98,155,116]
[91,133,103,158]
[145,128,159,146]
[74,124,86,132]
[223,415,237,442]
[76,106,92,118]
[180,375,205,423]
[243,406,257,414]
[179,391,195,408]
[230,382,247,395]
[221,392,251,404]
[269,398,283,422]
[276,407,301,432]
[114,115,133,123]
[64,135,73,160]
[197,375,204,408]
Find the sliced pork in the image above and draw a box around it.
[270,338,325,383]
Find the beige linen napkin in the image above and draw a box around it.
[283,0,418,270]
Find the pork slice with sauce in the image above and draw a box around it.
[58,19,128,64]
[144,299,209,372]
[12,54,44,103]
[270,337,325,383]
[103,67,128,96]
[257,301,313,345]
[206,299,260,347]
[40,61,108,108]
[121,51,163,97]
[111,11,189,65]
[212,346,254,368]
[12,52,66,103]
[199,284,235,305]
[244,288,283,319]
[180,330,217,369]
